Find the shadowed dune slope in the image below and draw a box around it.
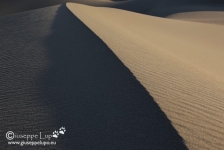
[146,0,224,17]
[0,0,149,17]
[0,0,120,17]
[0,0,224,17]
[67,3,224,150]
[167,11,224,25]
[0,4,188,150]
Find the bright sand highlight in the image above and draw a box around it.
[67,3,224,150]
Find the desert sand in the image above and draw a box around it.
[0,0,148,17]
[67,3,224,150]
[168,11,224,25]
[1,0,224,17]
[1,0,224,149]
[0,4,187,150]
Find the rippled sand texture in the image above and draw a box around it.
[67,3,224,150]
[0,4,188,150]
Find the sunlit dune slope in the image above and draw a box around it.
[67,3,224,150]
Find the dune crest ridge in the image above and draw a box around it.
[67,3,224,150]
[0,4,189,149]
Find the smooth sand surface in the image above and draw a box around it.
[67,3,224,150]
[168,11,224,25]
[0,4,188,150]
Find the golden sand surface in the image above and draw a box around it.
[67,3,224,149]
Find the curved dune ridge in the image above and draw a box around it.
[67,3,224,150]
[0,4,188,150]
[1,1,224,149]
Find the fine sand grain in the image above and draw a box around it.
[67,3,224,150]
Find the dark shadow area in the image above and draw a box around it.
[0,4,188,150]
[41,4,189,150]
[0,0,224,17]
[0,0,117,17]
[145,0,224,17]
[0,5,62,150]
[108,0,224,17]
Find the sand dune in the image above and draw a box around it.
[145,0,224,17]
[1,0,224,149]
[67,3,224,150]
[0,4,188,150]
[0,0,123,17]
[168,11,224,25]
[1,0,224,17]
[0,0,150,17]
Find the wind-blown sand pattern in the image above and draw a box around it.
[67,3,224,150]
[1,0,224,149]
[0,4,188,150]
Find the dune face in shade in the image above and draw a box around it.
[0,0,224,17]
[0,4,188,150]
[167,11,224,25]
[67,3,224,150]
